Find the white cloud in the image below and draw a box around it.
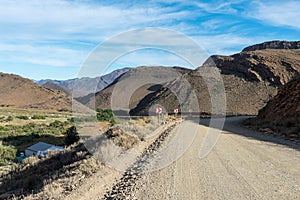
[248,1,300,29]
[0,0,287,79]
[0,0,191,41]
[0,0,199,70]
[0,43,87,67]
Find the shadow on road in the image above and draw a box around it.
[198,116,300,151]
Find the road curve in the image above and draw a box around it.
[132,117,300,199]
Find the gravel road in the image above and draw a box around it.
[132,117,300,199]
[68,116,300,200]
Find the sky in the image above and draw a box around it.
[0,0,299,80]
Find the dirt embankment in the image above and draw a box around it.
[245,78,300,140]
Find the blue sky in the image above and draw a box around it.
[0,0,299,80]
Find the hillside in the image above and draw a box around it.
[258,77,300,120]
[243,40,300,51]
[130,42,300,116]
[77,66,191,112]
[37,68,130,97]
[0,73,73,111]
[42,82,72,96]
[245,77,300,140]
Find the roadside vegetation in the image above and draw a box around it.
[244,117,300,140]
[0,108,174,199]
[0,106,180,199]
[0,109,118,166]
[0,141,17,166]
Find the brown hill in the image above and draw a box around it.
[130,47,300,116]
[77,66,191,112]
[245,78,300,139]
[42,81,72,96]
[0,73,73,111]
[258,78,300,120]
[243,40,300,52]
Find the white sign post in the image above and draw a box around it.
[156,107,162,123]
[174,108,178,117]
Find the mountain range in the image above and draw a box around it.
[36,68,130,97]
[82,40,300,116]
[1,40,300,117]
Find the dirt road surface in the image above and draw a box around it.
[68,117,300,200]
[132,117,300,199]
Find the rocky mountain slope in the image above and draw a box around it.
[0,73,74,111]
[77,66,191,112]
[243,40,300,51]
[245,77,300,139]
[258,77,300,120]
[130,42,300,116]
[37,68,130,97]
[78,40,300,116]
[42,81,72,96]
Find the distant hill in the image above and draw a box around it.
[0,72,75,111]
[42,82,72,96]
[76,66,191,112]
[36,68,131,97]
[127,41,300,116]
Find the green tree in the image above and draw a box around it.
[64,126,80,146]
[96,109,115,122]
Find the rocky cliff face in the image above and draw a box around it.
[204,49,300,86]
[243,41,300,51]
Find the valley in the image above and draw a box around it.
[0,40,299,199]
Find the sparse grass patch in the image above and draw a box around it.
[244,117,300,140]
[105,127,139,149]
[0,120,73,153]
[0,141,17,165]
[0,144,101,199]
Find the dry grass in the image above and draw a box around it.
[0,144,101,200]
[114,116,161,140]
[244,117,300,140]
[105,127,139,149]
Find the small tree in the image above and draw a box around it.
[65,126,80,146]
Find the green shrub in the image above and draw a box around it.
[16,115,29,120]
[58,109,70,112]
[31,115,46,120]
[5,116,13,122]
[0,126,8,131]
[68,117,75,123]
[65,126,80,146]
[49,120,64,128]
[96,109,115,122]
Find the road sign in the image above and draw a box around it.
[174,109,179,114]
[156,107,162,114]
